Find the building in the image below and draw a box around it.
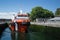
[48,16,60,22]
[36,18,49,22]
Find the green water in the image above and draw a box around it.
[1,25,60,40]
[29,32,45,40]
[10,32,45,40]
[30,25,60,40]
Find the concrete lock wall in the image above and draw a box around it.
[0,23,8,38]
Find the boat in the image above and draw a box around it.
[9,12,30,33]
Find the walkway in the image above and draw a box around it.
[31,22,60,27]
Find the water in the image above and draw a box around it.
[0,27,31,40]
[0,27,45,40]
[1,28,11,40]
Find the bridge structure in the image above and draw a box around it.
[0,13,16,24]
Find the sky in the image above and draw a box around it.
[0,0,60,13]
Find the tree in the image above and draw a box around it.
[30,6,54,21]
[55,8,60,16]
[43,9,54,18]
[30,6,44,20]
[26,13,30,17]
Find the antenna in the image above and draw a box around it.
[20,10,22,14]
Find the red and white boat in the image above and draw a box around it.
[9,13,30,33]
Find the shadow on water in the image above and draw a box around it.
[45,26,60,40]
[0,23,8,39]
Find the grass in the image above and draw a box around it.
[29,25,60,40]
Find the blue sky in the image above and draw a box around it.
[0,0,60,13]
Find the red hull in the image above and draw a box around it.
[9,23,28,33]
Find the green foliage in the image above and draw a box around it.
[27,13,30,17]
[55,8,60,16]
[30,6,54,21]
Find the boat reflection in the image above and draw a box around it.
[0,23,30,40]
[11,32,30,40]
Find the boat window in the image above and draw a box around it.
[18,15,28,17]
